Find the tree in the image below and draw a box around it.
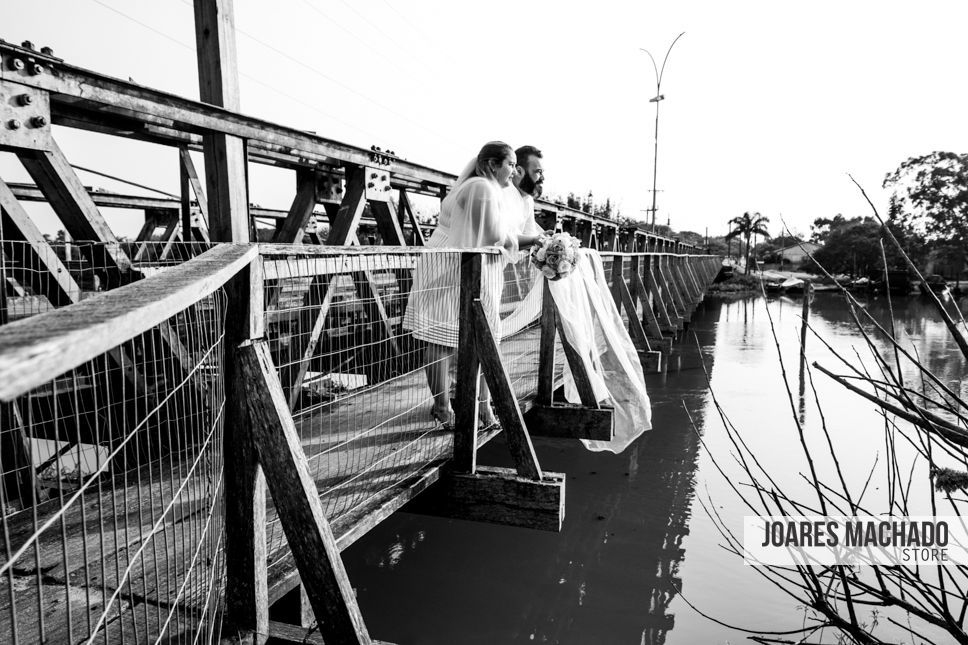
[724,211,770,271]
[808,215,923,277]
[884,151,968,280]
[810,216,882,277]
[883,151,968,242]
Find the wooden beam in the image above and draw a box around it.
[267,620,396,645]
[554,311,599,408]
[0,177,82,306]
[16,141,133,285]
[239,340,372,645]
[524,403,614,441]
[274,169,318,244]
[368,199,406,246]
[0,243,257,401]
[472,300,542,481]
[179,147,210,242]
[327,166,367,245]
[407,466,565,532]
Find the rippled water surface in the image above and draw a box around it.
[342,292,968,644]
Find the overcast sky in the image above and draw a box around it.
[4,0,967,239]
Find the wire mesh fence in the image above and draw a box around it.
[259,247,558,570]
[0,290,228,644]
[0,240,211,325]
[262,248,460,574]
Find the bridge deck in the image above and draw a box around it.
[0,325,554,642]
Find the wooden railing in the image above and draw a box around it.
[0,243,721,644]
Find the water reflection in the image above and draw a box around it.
[340,293,967,644]
[341,301,722,644]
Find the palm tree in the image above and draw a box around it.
[725,212,771,272]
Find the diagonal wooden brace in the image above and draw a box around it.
[239,340,372,645]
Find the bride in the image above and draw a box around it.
[402,141,542,427]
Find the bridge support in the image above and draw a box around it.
[409,253,566,532]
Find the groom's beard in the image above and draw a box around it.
[519,173,543,198]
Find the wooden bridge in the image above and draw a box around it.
[0,6,722,644]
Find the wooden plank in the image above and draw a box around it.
[523,403,614,441]
[535,282,556,406]
[0,177,83,306]
[238,340,372,645]
[454,253,481,474]
[472,300,542,481]
[274,169,318,244]
[16,141,133,285]
[0,243,257,401]
[406,466,565,532]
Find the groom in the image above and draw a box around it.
[504,145,546,242]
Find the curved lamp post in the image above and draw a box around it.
[641,32,685,232]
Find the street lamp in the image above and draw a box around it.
[641,32,685,233]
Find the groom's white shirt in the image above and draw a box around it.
[503,184,542,237]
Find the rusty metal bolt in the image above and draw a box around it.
[384,185,391,191]
[30,64,44,76]
[7,119,22,130]
[21,40,35,51]
[17,94,33,106]
[370,172,378,179]
[41,46,54,56]
[11,58,25,71]
[30,116,47,128]
[381,174,387,181]
[367,182,375,188]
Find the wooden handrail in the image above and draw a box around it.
[0,243,257,401]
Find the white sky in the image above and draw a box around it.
[4,0,968,239]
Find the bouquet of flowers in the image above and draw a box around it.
[530,232,582,280]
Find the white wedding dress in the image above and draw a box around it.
[501,249,652,453]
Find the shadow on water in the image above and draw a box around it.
[341,300,725,645]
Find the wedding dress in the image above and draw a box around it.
[501,249,652,453]
[403,161,516,348]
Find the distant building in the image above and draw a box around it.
[777,241,820,265]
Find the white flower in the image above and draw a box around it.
[536,247,547,261]
[558,260,573,274]
[541,266,557,279]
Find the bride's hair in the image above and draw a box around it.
[474,141,514,181]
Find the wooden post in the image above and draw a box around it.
[194,0,249,243]
[454,252,481,474]
[223,257,269,643]
[534,283,556,407]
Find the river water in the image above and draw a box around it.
[341,292,968,644]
